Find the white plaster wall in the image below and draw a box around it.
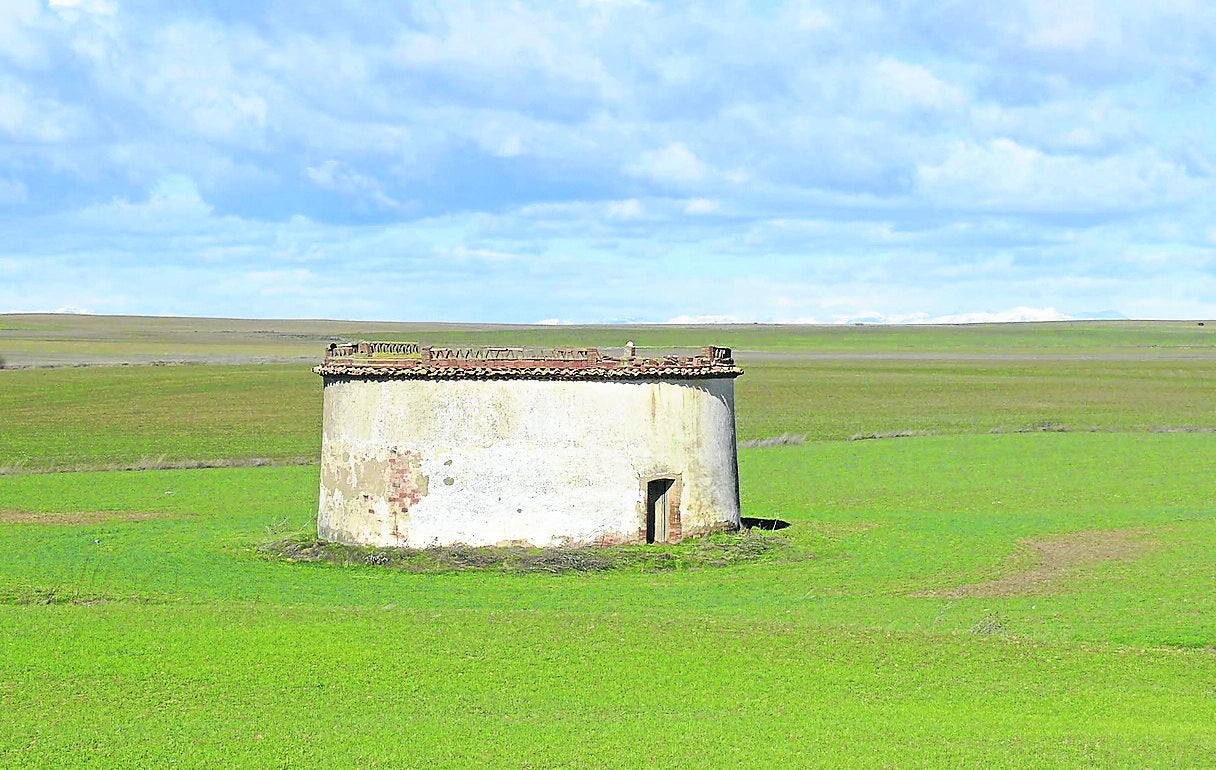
[318,377,740,547]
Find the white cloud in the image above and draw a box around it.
[659,307,1077,326]
[305,161,401,210]
[916,139,1202,212]
[448,246,518,262]
[1023,0,1106,52]
[793,8,832,31]
[65,175,215,233]
[916,307,1076,324]
[684,198,719,215]
[0,76,85,142]
[244,269,320,297]
[665,314,748,324]
[493,134,524,158]
[0,178,28,204]
[866,58,966,113]
[48,0,116,20]
[629,142,707,185]
[391,4,616,103]
[606,199,644,220]
[150,174,203,203]
[0,0,51,66]
[969,98,1140,154]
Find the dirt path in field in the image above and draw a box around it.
[917,529,1160,598]
[0,509,183,525]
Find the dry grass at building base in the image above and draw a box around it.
[259,529,798,574]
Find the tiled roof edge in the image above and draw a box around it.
[315,341,742,380]
[314,364,743,381]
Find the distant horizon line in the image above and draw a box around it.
[2,309,1211,327]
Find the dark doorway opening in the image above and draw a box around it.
[646,478,675,544]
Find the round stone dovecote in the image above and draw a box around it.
[315,342,743,548]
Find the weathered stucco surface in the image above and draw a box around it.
[318,377,741,547]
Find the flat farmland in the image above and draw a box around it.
[2,323,1214,471]
[3,313,1214,366]
[1,316,1214,767]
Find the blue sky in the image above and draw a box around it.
[2,0,1214,323]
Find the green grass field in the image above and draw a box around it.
[1,316,1214,767]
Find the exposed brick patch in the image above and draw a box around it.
[663,476,684,544]
[667,506,683,543]
[385,449,428,515]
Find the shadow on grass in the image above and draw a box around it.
[740,517,791,531]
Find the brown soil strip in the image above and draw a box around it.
[917,528,1160,599]
[0,456,316,476]
[0,509,182,525]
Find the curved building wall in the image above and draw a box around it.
[318,376,740,547]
